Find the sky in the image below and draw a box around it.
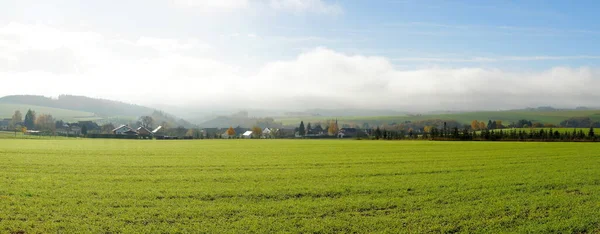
[1,0,600,112]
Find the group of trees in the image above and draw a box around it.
[371,127,412,140]
[470,120,504,130]
[8,109,55,134]
[296,120,339,137]
[424,127,597,142]
[364,124,597,142]
[560,117,600,128]
[7,109,118,136]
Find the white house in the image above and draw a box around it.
[112,125,136,135]
[242,131,253,138]
[262,128,271,137]
[151,126,162,134]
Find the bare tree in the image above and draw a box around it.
[10,110,22,128]
[138,116,154,129]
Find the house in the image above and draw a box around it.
[56,123,82,136]
[25,130,41,135]
[137,126,152,136]
[69,123,82,135]
[113,125,136,135]
[0,118,11,130]
[262,128,272,138]
[307,125,325,136]
[338,128,358,138]
[242,131,253,138]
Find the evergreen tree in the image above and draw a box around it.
[306,122,312,134]
[443,122,447,137]
[375,126,382,139]
[452,127,459,139]
[589,127,595,138]
[24,109,36,129]
[81,125,88,135]
[298,121,305,136]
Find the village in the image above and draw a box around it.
[106,122,362,139]
[0,114,363,139]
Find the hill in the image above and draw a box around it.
[0,95,154,117]
[0,95,195,128]
[198,111,283,128]
[275,109,600,127]
[0,103,100,122]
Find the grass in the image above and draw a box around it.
[1,139,600,232]
[276,109,600,126]
[0,131,70,139]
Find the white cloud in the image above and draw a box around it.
[1,23,599,112]
[249,48,600,110]
[269,0,343,15]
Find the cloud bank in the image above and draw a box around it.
[1,23,599,111]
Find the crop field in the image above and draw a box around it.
[1,139,600,233]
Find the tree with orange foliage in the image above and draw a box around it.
[479,122,486,130]
[328,119,339,136]
[251,126,262,138]
[471,120,479,130]
[226,126,236,137]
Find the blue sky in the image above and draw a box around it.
[1,0,599,111]
[268,0,600,68]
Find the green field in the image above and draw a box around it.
[1,140,600,233]
[276,109,600,126]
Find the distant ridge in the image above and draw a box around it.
[0,95,195,128]
[0,95,153,117]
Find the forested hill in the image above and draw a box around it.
[0,95,195,128]
[0,95,153,117]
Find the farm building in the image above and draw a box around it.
[56,123,82,136]
[112,125,136,135]
[0,118,11,130]
[151,126,163,136]
[242,131,253,138]
[338,128,358,138]
[137,126,152,136]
